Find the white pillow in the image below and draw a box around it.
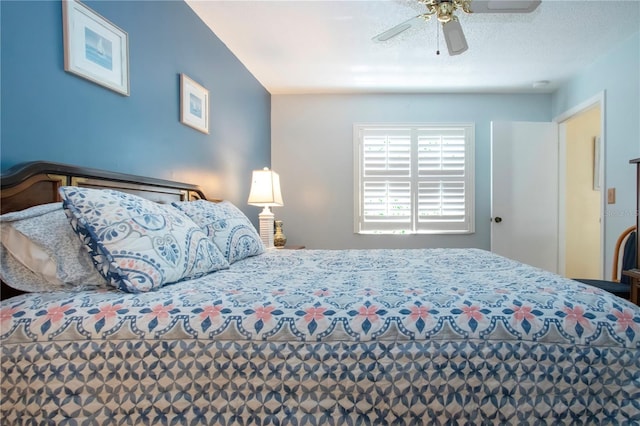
[2,226,59,284]
[0,203,107,292]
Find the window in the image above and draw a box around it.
[353,123,475,234]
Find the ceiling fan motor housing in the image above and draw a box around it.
[418,0,474,23]
[437,3,455,22]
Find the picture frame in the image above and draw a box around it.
[593,136,601,191]
[62,0,130,96]
[180,74,210,134]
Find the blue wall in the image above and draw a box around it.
[1,0,271,210]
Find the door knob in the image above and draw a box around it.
[494,217,502,223]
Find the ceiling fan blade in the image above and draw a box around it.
[470,0,541,13]
[372,15,425,42]
[442,20,468,56]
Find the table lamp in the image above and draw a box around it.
[247,167,284,248]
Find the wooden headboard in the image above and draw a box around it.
[1,161,208,299]
[1,161,207,215]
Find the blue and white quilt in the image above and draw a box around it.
[2,248,639,424]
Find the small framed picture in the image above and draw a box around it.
[62,0,130,96]
[180,74,209,134]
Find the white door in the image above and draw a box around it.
[491,121,559,273]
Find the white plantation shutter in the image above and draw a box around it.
[360,129,412,231]
[363,182,411,222]
[362,129,411,176]
[354,124,474,234]
[416,127,469,231]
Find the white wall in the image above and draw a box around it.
[272,93,551,249]
[552,30,640,279]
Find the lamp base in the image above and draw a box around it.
[258,207,275,248]
[273,220,287,248]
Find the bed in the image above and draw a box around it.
[1,161,639,425]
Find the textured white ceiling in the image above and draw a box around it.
[187,0,640,94]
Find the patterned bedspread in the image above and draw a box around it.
[2,248,639,424]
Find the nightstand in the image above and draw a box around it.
[622,269,640,306]
[279,245,305,250]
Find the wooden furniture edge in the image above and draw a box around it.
[1,161,209,214]
[1,161,207,199]
[629,157,640,306]
[622,269,640,306]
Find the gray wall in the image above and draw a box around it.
[272,93,552,249]
[271,30,640,278]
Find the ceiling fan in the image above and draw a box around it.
[373,0,541,56]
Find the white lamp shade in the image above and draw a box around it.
[247,168,284,207]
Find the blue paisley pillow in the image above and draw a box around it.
[59,187,229,293]
[172,200,265,264]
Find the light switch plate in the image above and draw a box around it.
[607,188,616,204]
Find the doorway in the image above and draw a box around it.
[556,92,606,279]
[561,107,602,279]
[490,92,606,276]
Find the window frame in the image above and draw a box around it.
[353,122,475,235]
